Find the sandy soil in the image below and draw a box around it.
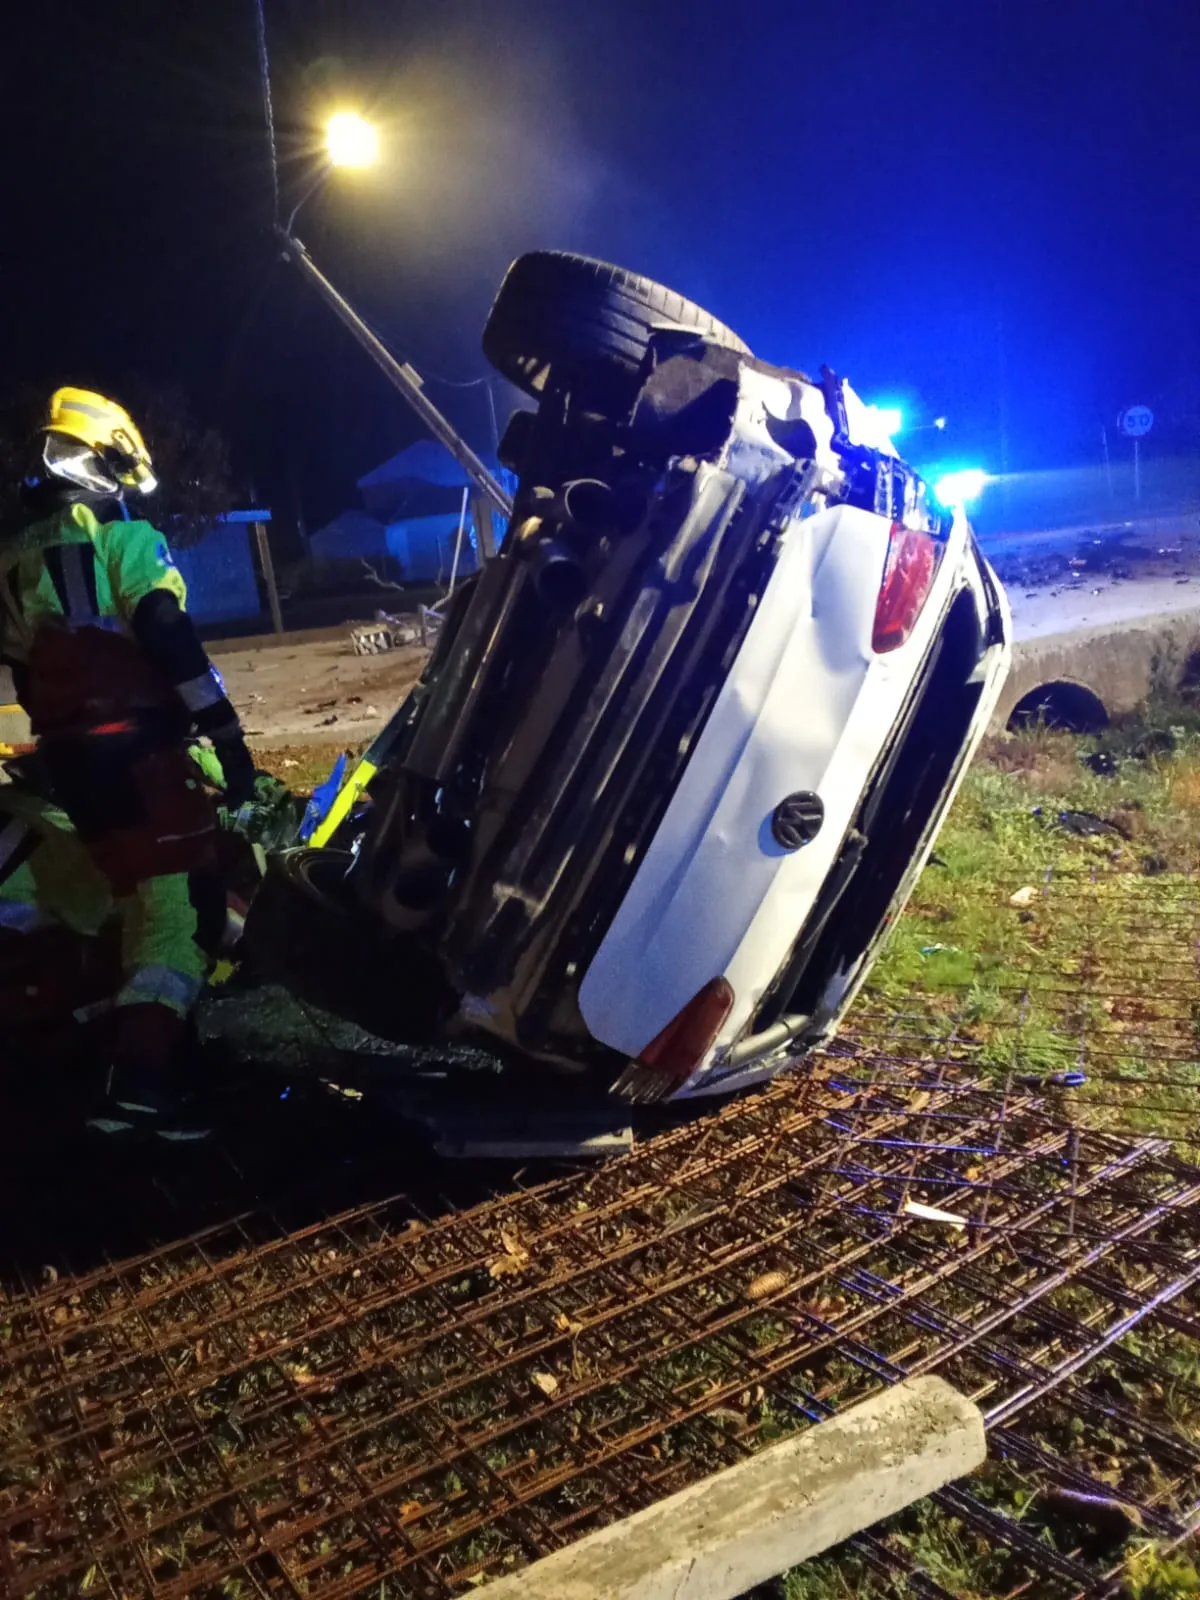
[210,634,427,747]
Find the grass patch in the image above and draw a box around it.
[864,713,1200,1151]
[248,741,369,795]
[781,706,1200,1599]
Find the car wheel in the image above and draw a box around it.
[242,848,451,1040]
[482,251,752,403]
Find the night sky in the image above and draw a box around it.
[2,0,1197,533]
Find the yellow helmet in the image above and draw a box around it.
[40,387,157,498]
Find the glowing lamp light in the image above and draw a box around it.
[867,405,904,437]
[933,468,988,510]
[325,111,380,169]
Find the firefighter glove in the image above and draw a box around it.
[212,728,256,810]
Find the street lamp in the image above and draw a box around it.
[325,110,379,169]
[274,108,512,527]
[283,111,379,233]
[867,405,904,438]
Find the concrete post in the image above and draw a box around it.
[471,491,497,560]
[253,521,284,636]
[480,1377,985,1600]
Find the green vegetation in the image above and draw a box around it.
[781,706,1200,1598]
[867,711,1200,1152]
[249,739,368,795]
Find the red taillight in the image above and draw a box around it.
[872,523,942,653]
[612,977,735,1104]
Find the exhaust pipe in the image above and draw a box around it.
[532,537,588,608]
[724,1013,812,1070]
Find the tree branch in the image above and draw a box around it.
[361,557,406,592]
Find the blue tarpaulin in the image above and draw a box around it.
[171,513,266,626]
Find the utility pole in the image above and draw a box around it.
[253,2,510,537]
[278,232,512,525]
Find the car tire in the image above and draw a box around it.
[482,251,752,402]
[242,848,451,1040]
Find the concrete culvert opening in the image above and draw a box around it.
[1178,648,1200,696]
[1007,681,1109,735]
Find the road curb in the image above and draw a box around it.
[479,1376,985,1599]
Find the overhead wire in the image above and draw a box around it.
[253,0,281,225]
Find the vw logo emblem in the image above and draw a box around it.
[771,791,824,850]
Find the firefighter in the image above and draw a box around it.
[0,387,255,1139]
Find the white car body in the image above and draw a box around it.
[352,321,1011,1106]
[580,497,1009,1097]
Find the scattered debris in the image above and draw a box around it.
[1055,809,1127,839]
[1132,728,1177,761]
[920,943,959,957]
[419,605,446,647]
[488,1227,532,1278]
[902,1199,968,1231]
[350,612,421,656]
[1009,885,1038,907]
[745,1270,790,1301]
[531,1371,560,1398]
[318,1078,364,1101]
[1030,807,1129,840]
[1081,751,1118,777]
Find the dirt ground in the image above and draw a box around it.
[5,521,1200,776]
[205,525,1200,747]
[210,632,428,749]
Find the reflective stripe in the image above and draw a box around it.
[46,543,100,623]
[0,817,30,873]
[176,670,226,712]
[0,901,52,933]
[56,615,127,637]
[74,997,115,1024]
[117,963,203,1015]
[0,568,29,657]
[155,825,215,844]
[0,816,37,888]
[63,543,96,620]
[59,397,109,420]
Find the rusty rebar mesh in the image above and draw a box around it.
[3,865,1200,1597]
[859,862,1200,1153]
[2,1051,1197,1600]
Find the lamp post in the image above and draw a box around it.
[276,111,512,539]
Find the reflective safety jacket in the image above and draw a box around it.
[0,784,112,936]
[0,503,236,740]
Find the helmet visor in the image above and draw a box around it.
[42,433,121,496]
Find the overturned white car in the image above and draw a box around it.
[264,253,1011,1107]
